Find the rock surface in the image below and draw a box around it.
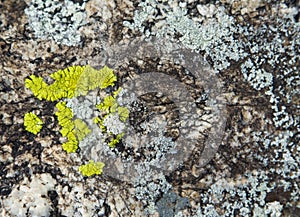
[0,0,299,216]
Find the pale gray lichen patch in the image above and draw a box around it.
[186,127,299,216]
[123,1,247,71]
[240,14,299,129]
[25,0,87,46]
[156,191,190,217]
[103,113,126,135]
[146,4,299,207]
[65,90,100,123]
[124,0,299,131]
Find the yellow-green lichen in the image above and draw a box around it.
[25,76,49,100]
[55,101,79,153]
[25,65,117,101]
[55,102,74,136]
[62,132,78,153]
[98,65,118,89]
[75,65,117,96]
[108,133,125,148]
[25,66,85,101]
[94,87,130,149]
[23,112,43,134]
[96,89,129,122]
[79,160,105,176]
[55,101,91,153]
[73,119,91,141]
[117,106,130,122]
[96,95,118,113]
[25,65,121,176]
[93,116,106,132]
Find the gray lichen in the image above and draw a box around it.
[123,1,299,216]
[25,0,87,46]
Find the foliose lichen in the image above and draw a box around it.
[23,112,43,135]
[79,160,105,177]
[94,89,129,148]
[24,64,123,176]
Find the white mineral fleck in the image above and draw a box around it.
[3,174,56,217]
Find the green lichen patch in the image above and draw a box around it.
[75,65,117,97]
[23,112,43,135]
[25,66,85,101]
[55,101,78,153]
[94,90,129,148]
[79,160,105,177]
[73,119,91,142]
[24,65,122,175]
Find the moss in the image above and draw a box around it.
[23,112,43,134]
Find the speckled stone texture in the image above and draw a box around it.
[0,0,299,216]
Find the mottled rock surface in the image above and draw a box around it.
[0,0,299,216]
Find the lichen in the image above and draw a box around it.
[25,65,120,175]
[96,95,118,113]
[55,101,92,154]
[25,66,85,101]
[108,133,124,148]
[94,88,129,148]
[25,65,117,101]
[75,65,117,97]
[23,112,43,134]
[78,160,105,177]
[123,1,299,215]
[73,119,91,142]
[55,101,78,153]
[25,0,87,46]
